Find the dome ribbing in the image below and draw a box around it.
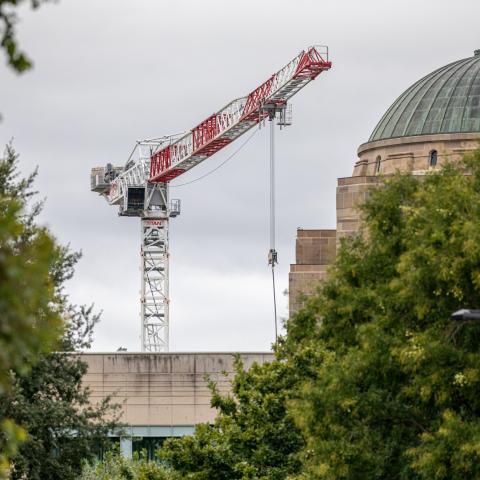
[369,51,480,142]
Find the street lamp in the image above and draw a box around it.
[450,309,480,322]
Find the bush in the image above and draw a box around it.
[79,451,180,480]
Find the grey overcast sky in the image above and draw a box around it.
[1,0,479,352]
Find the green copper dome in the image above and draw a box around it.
[369,50,480,142]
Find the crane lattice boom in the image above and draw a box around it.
[149,45,330,183]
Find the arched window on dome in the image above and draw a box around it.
[429,150,438,167]
[375,156,381,174]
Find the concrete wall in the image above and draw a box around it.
[81,352,273,429]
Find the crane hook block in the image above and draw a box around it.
[268,248,278,266]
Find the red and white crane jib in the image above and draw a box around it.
[149,45,331,183]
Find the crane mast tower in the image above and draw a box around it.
[90,45,331,352]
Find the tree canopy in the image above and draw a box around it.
[80,451,180,480]
[0,146,119,479]
[286,150,480,479]
[0,0,52,74]
[160,356,304,479]
[0,144,63,392]
[0,145,64,476]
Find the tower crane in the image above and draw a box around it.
[90,45,332,352]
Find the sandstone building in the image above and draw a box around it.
[290,49,480,314]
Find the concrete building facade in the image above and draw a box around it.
[290,49,480,314]
[81,352,273,456]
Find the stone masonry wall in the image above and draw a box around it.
[336,176,381,242]
[289,133,480,318]
[289,229,336,315]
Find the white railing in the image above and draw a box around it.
[268,51,303,98]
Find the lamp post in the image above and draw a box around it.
[450,309,480,322]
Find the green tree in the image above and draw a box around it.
[0,144,62,391]
[159,356,305,480]
[0,309,120,480]
[0,0,52,73]
[80,450,180,480]
[0,145,119,479]
[0,144,63,475]
[286,151,480,479]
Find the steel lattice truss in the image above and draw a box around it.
[141,218,169,351]
[147,45,331,183]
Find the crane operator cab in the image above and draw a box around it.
[126,187,145,213]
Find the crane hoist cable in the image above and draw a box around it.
[268,115,278,343]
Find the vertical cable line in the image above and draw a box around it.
[272,263,278,343]
[268,116,278,343]
[270,117,276,256]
